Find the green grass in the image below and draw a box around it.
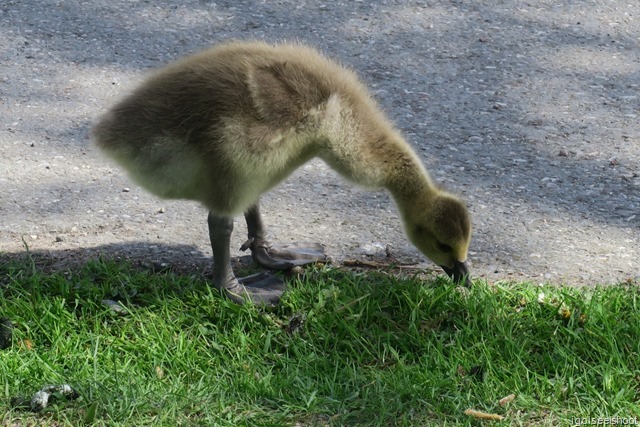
[1,258,639,426]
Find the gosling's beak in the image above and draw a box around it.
[440,260,472,287]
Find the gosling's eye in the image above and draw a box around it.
[437,242,453,253]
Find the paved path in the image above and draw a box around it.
[1,1,638,284]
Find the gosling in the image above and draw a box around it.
[92,41,472,305]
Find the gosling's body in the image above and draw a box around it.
[93,41,472,304]
[94,42,414,214]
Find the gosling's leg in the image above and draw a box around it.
[241,202,326,269]
[208,212,284,306]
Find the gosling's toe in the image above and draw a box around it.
[223,272,286,306]
[242,239,326,270]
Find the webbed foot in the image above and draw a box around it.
[240,238,326,270]
[222,272,286,306]
[243,203,326,271]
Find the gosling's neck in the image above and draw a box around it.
[384,143,438,223]
[318,93,438,211]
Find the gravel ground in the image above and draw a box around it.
[1,0,638,285]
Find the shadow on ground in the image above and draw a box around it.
[0,242,219,277]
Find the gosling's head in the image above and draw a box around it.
[404,192,472,286]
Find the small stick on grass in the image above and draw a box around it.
[343,259,383,268]
[343,259,422,269]
[464,408,505,421]
[497,394,515,406]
